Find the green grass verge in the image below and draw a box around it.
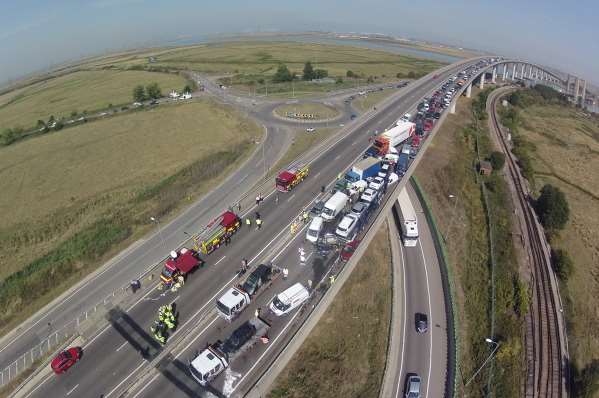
[352,90,396,113]
[268,225,392,398]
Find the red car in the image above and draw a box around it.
[340,240,360,262]
[423,119,434,132]
[51,347,82,374]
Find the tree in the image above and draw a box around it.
[535,184,570,231]
[273,64,293,83]
[396,72,405,78]
[573,359,599,398]
[335,77,343,84]
[488,151,506,171]
[133,85,146,102]
[407,71,416,78]
[346,70,355,78]
[183,84,192,94]
[552,249,574,281]
[146,83,162,100]
[367,76,375,83]
[70,110,78,118]
[303,62,314,81]
[257,78,265,85]
[313,69,328,79]
[0,128,16,146]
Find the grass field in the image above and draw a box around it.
[509,103,599,371]
[269,225,392,398]
[352,90,396,113]
[97,42,443,97]
[415,88,525,396]
[274,103,339,120]
[271,127,339,174]
[0,99,261,333]
[0,70,188,130]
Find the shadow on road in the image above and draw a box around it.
[107,307,162,361]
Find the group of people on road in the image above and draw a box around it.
[245,211,263,230]
[151,304,178,345]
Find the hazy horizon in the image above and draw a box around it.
[1,0,597,86]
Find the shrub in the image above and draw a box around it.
[489,151,506,171]
[551,249,574,281]
[273,64,293,83]
[535,184,569,231]
[346,70,355,78]
[0,128,16,146]
[573,359,599,398]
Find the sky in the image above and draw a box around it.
[1,0,598,85]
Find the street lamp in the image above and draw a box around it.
[150,216,167,252]
[464,338,501,387]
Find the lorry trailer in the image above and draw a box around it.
[351,157,381,181]
[369,121,415,156]
[397,188,419,247]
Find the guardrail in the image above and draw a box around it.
[410,176,459,398]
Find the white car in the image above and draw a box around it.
[360,188,378,204]
[399,113,411,122]
[387,172,399,185]
[368,176,386,191]
[335,214,359,239]
[306,127,316,133]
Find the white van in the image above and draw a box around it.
[269,283,310,316]
[306,216,324,243]
[321,191,349,221]
[335,214,359,240]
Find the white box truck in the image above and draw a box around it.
[397,188,418,247]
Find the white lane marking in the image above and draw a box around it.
[395,238,408,398]
[215,256,226,265]
[286,194,296,202]
[313,172,321,178]
[334,154,341,161]
[418,240,433,398]
[231,308,302,393]
[105,360,146,398]
[170,295,180,305]
[115,341,128,352]
[65,384,79,396]
[129,316,220,398]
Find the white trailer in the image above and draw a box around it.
[397,188,418,247]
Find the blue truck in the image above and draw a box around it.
[351,157,381,180]
[397,153,410,176]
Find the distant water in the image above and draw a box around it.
[164,34,463,64]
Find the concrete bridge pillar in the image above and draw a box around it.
[574,78,580,99]
[582,80,587,103]
[529,65,533,79]
[449,101,456,114]
[502,64,507,80]
[512,64,517,80]
[521,64,525,79]
[466,83,472,98]
[479,72,485,89]
[491,67,497,83]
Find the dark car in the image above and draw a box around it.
[433,112,441,119]
[340,240,360,262]
[310,200,325,216]
[242,264,272,295]
[350,113,357,120]
[415,313,428,333]
[51,347,82,374]
[221,321,256,354]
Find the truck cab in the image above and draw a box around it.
[216,287,251,321]
[160,248,203,285]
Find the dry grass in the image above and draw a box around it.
[271,127,339,175]
[0,70,187,129]
[0,99,261,284]
[352,90,396,113]
[516,104,599,368]
[274,103,339,120]
[269,225,392,398]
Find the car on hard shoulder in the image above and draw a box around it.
[415,313,428,333]
[51,347,83,374]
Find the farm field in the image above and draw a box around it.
[512,103,599,370]
[0,70,188,130]
[269,225,392,398]
[0,99,261,333]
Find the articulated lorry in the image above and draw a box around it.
[397,188,419,247]
[367,121,415,156]
[189,317,271,386]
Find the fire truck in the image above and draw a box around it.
[193,211,241,255]
[160,248,204,286]
[275,163,309,192]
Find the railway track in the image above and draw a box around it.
[488,92,565,398]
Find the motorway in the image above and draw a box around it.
[11,57,482,398]
[384,184,447,398]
